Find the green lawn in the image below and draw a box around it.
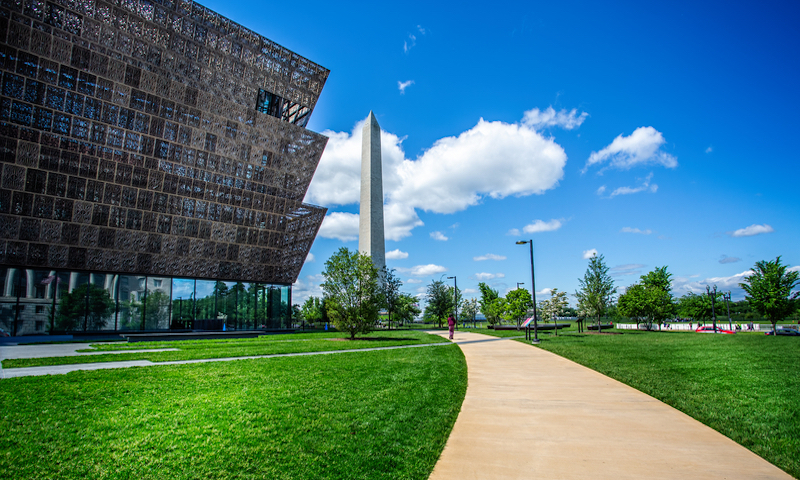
[0,344,466,479]
[527,331,800,478]
[2,330,446,368]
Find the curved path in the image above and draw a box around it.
[429,331,791,480]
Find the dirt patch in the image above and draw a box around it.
[327,337,418,342]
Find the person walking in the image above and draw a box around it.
[447,315,456,340]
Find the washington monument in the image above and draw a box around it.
[359,112,386,272]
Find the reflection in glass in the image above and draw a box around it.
[0,269,294,335]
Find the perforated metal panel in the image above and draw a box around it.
[0,0,328,285]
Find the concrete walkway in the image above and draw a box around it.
[428,331,791,480]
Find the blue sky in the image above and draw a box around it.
[201,0,799,305]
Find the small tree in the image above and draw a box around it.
[460,297,479,326]
[740,256,800,335]
[538,288,568,323]
[575,254,616,332]
[478,282,502,326]
[380,267,403,330]
[425,279,454,328]
[503,288,533,327]
[395,294,422,326]
[618,267,675,330]
[618,283,673,330]
[321,247,382,340]
[301,296,324,325]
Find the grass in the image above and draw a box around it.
[2,330,446,369]
[526,330,800,478]
[0,344,467,479]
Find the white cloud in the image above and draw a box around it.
[537,287,553,296]
[308,112,568,241]
[430,231,449,241]
[582,249,598,259]
[474,253,506,261]
[673,265,800,299]
[511,219,563,235]
[705,146,713,154]
[610,264,645,277]
[291,274,325,306]
[596,185,606,196]
[404,34,416,53]
[522,106,588,130]
[392,118,566,214]
[304,253,315,263]
[474,272,506,281]
[584,126,677,173]
[608,173,658,198]
[729,224,774,238]
[386,249,409,260]
[719,255,741,264]
[417,25,426,35]
[398,80,414,94]
[507,228,521,236]
[621,227,652,235]
[398,264,448,277]
[406,278,423,284]
[317,212,359,241]
[384,203,425,241]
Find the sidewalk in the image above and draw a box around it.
[428,331,791,480]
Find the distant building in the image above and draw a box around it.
[0,0,328,335]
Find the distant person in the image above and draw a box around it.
[447,315,456,340]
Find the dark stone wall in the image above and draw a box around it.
[0,0,328,285]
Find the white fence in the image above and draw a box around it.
[615,322,777,332]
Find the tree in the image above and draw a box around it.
[618,267,675,330]
[484,298,506,326]
[321,247,382,340]
[301,296,324,324]
[575,254,616,332]
[740,256,800,335]
[676,291,722,322]
[478,282,502,326]
[460,297,479,325]
[503,288,533,327]
[618,283,673,330]
[55,283,114,331]
[538,288,568,323]
[425,279,454,328]
[395,294,422,326]
[380,267,403,329]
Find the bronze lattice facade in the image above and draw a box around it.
[0,0,329,335]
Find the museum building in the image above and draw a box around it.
[0,0,329,336]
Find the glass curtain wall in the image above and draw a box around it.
[0,268,291,335]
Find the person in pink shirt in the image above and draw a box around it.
[447,315,455,340]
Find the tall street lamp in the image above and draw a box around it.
[516,240,539,344]
[516,282,525,290]
[447,276,458,329]
[706,285,718,331]
[723,291,733,331]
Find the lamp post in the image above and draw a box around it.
[706,285,718,331]
[723,291,733,331]
[447,276,458,329]
[516,240,539,344]
[516,282,525,290]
